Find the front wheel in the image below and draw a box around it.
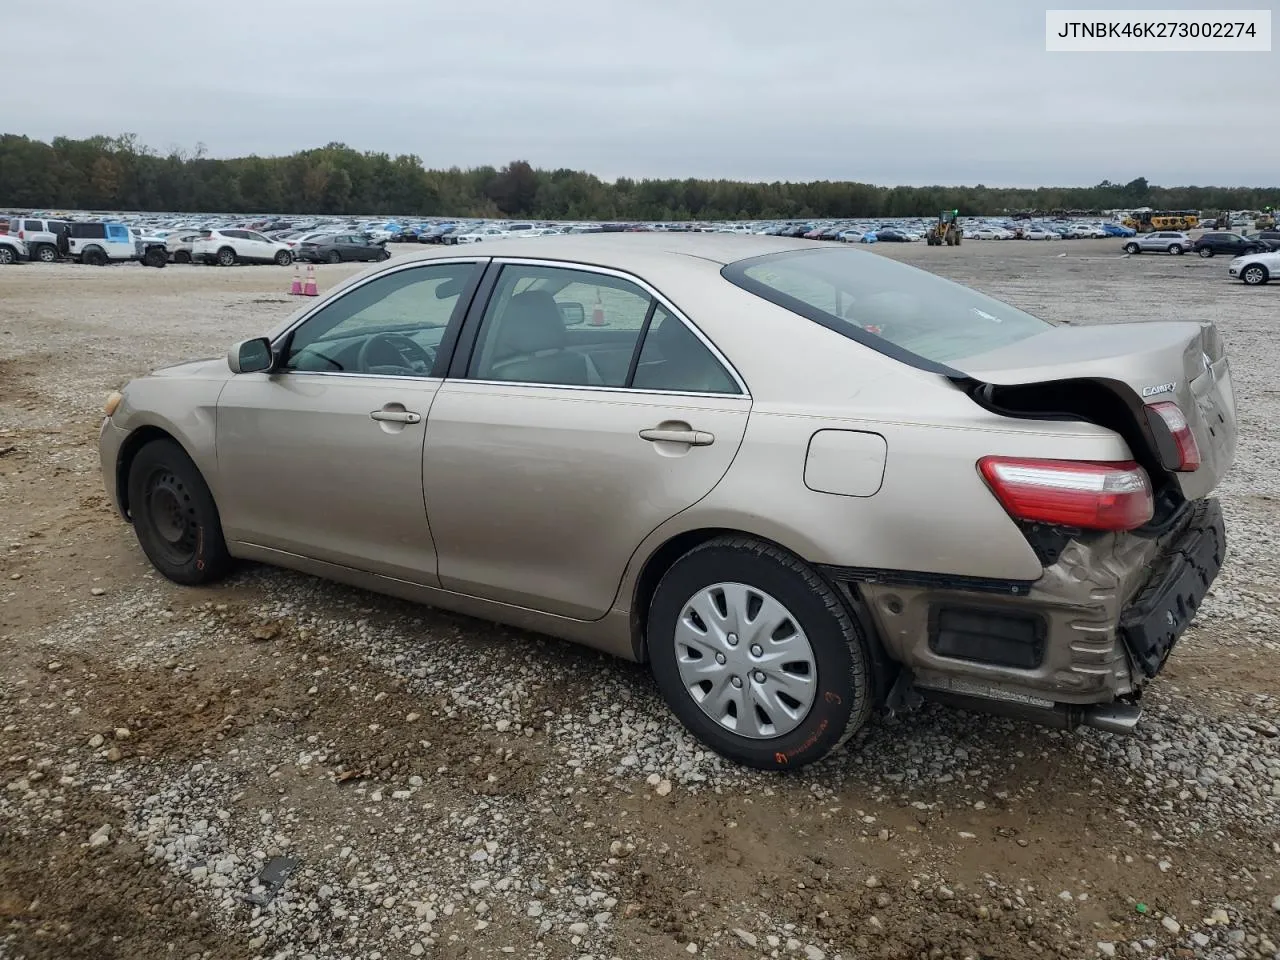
[1198,247,1214,258]
[0,246,15,265]
[1124,242,1141,254]
[1242,264,1269,285]
[126,439,232,585]
[174,250,192,264]
[274,250,293,266]
[378,248,391,260]
[647,537,872,771]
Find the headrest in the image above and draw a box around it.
[494,290,567,357]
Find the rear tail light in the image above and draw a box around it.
[978,457,1154,531]
[1146,401,1200,471]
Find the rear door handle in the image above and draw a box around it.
[639,427,714,446]
[370,409,422,424]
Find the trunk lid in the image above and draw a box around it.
[954,320,1235,501]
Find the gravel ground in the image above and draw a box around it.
[2,239,1278,960]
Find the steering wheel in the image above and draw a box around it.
[356,333,435,374]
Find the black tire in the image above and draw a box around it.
[174,250,192,264]
[0,246,15,265]
[274,250,293,266]
[216,247,237,266]
[143,247,167,268]
[35,244,58,263]
[1168,244,1184,255]
[1124,242,1141,254]
[126,439,232,585]
[1242,264,1269,285]
[379,248,391,260]
[647,536,873,771]
[82,247,108,266]
[1198,247,1214,258]
[326,250,341,264]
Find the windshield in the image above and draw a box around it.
[722,247,1054,369]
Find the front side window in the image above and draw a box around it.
[723,247,1053,370]
[285,262,478,377]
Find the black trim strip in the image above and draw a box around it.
[817,564,1039,596]
[431,260,490,378]
[447,261,503,379]
[623,298,659,388]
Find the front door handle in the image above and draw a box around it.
[370,409,422,424]
[639,427,714,446]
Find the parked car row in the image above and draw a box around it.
[0,215,168,266]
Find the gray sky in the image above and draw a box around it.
[7,0,1277,187]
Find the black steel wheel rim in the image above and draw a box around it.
[145,469,198,564]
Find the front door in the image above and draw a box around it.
[423,261,751,620]
[215,260,482,583]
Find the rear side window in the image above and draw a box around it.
[23,220,44,232]
[70,223,107,239]
[722,248,1053,371]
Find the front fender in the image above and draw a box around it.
[104,375,228,508]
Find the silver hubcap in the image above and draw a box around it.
[674,582,817,740]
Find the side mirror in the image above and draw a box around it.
[558,301,585,325]
[228,337,273,374]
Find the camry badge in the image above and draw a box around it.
[1141,382,1176,397]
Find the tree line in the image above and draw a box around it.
[1,133,1276,221]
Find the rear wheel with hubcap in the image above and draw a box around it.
[127,439,232,585]
[274,250,292,266]
[648,537,872,770]
[1198,247,1214,258]
[36,244,58,263]
[326,250,341,264]
[216,247,237,266]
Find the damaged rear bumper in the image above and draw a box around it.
[822,498,1226,732]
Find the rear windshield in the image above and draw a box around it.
[721,248,1054,372]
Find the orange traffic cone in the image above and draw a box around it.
[289,264,303,296]
[589,294,606,326]
[302,264,318,297]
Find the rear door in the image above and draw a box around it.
[423,259,751,620]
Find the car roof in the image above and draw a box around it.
[383,232,824,271]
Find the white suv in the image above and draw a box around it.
[193,229,294,266]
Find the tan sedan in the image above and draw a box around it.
[99,235,1235,769]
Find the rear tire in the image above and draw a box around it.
[126,439,232,585]
[647,537,872,771]
[379,248,391,260]
[1198,247,1214,258]
[174,250,192,264]
[143,247,167,268]
[274,250,293,266]
[216,247,237,267]
[326,250,341,264]
[1242,264,1269,285]
[82,247,108,266]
